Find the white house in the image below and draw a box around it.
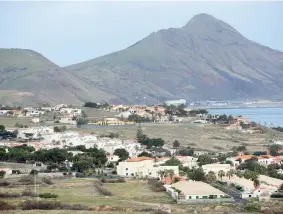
[59,117,77,125]
[0,110,8,115]
[222,176,278,199]
[164,180,231,204]
[31,118,40,123]
[59,108,81,116]
[194,150,209,156]
[165,99,186,107]
[26,110,45,117]
[175,156,198,168]
[202,164,233,175]
[117,157,179,178]
[54,104,68,111]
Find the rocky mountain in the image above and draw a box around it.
[67,13,283,103]
[1,14,283,105]
[0,48,115,105]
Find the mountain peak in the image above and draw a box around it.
[183,13,245,41]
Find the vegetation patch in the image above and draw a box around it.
[94,181,113,196]
[0,200,16,210]
[39,193,58,199]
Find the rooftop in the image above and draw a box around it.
[126,156,154,162]
[259,175,283,187]
[171,180,226,196]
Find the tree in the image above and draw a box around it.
[157,170,166,182]
[187,168,206,181]
[168,169,175,184]
[0,170,6,179]
[172,140,180,149]
[0,125,5,132]
[73,160,92,173]
[226,169,235,180]
[114,148,129,161]
[176,148,194,156]
[218,170,225,181]
[136,124,147,144]
[279,183,283,192]
[164,157,181,166]
[137,152,152,157]
[198,155,214,166]
[206,171,217,184]
[253,179,260,188]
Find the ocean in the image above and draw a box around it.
[208,107,283,127]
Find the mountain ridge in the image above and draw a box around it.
[1,13,283,105]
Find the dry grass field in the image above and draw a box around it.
[75,122,283,152]
[1,177,271,214]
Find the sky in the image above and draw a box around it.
[0,1,283,66]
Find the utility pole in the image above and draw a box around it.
[93,186,95,205]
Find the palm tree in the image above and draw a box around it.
[157,170,165,182]
[226,169,234,180]
[168,169,175,184]
[218,170,225,181]
[206,171,217,185]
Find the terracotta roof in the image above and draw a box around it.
[162,176,186,185]
[126,156,154,162]
[232,155,255,160]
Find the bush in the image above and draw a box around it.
[42,177,54,185]
[18,175,35,185]
[39,193,58,198]
[22,190,37,197]
[154,209,169,214]
[75,172,85,178]
[100,178,125,183]
[0,180,10,187]
[0,192,21,198]
[271,193,283,198]
[245,203,261,212]
[22,200,89,210]
[94,182,112,196]
[148,178,165,192]
[22,200,61,210]
[0,201,16,210]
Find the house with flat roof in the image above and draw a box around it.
[164,180,232,204]
[117,156,178,178]
[202,164,233,174]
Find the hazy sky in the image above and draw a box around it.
[0,1,282,66]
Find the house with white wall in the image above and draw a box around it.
[17,127,54,140]
[117,157,179,178]
[164,180,232,204]
[202,164,233,174]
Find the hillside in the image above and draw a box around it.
[0,48,116,105]
[67,13,283,103]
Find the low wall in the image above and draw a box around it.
[177,198,234,204]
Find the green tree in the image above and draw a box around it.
[206,171,217,184]
[157,170,166,182]
[172,140,180,149]
[73,160,92,173]
[114,148,129,161]
[198,154,214,166]
[187,168,206,181]
[137,151,152,157]
[218,170,225,181]
[0,170,6,179]
[136,123,147,144]
[253,179,260,188]
[226,169,235,180]
[164,157,182,166]
[0,125,5,132]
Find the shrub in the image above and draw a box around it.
[100,178,125,183]
[271,193,283,198]
[0,201,16,210]
[39,193,58,198]
[0,192,21,198]
[94,182,112,196]
[22,200,89,210]
[42,177,54,185]
[22,190,37,197]
[30,169,38,175]
[75,172,85,178]
[148,178,165,192]
[154,209,169,214]
[18,175,35,185]
[0,180,10,187]
[245,203,261,212]
[22,200,61,210]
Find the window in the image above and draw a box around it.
[126,168,128,171]
[196,196,199,199]
[126,173,128,176]
[249,195,251,197]
[149,172,152,175]
[189,196,192,199]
